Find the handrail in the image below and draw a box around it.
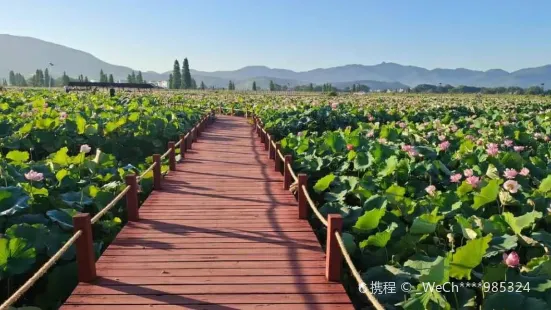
[138,161,157,180]
[91,185,131,224]
[1,113,211,310]
[0,230,83,310]
[301,184,328,227]
[335,231,385,310]
[286,163,298,182]
[271,140,276,148]
[160,148,172,159]
[277,149,285,161]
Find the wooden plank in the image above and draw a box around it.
[95,260,326,269]
[92,275,329,285]
[64,293,352,304]
[72,284,346,295]
[61,304,353,309]
[96,268,326,277]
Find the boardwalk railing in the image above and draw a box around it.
[0,113,214,310]
[253,116,384,310]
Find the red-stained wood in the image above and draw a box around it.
[72,214,96,283]
[63,115,352,309]
[124,174,139,222]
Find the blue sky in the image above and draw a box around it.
[1,0,550,73]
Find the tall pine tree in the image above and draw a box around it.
[200,81,206,90]
[172,60,181,89]
[131,71,136,83]
[269,80,275,91]
[136,71,143,84]
[62,72,70,86]
[9,71,15,86]
[252,81,257,91]
[108,74,114,83]
[181,58,192,89]
[99,69,106,82]
[44,68,50,87]
[168,74,173,89]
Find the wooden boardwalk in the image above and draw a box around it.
[62,115,353,309]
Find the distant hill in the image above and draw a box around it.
[1,34,550,89]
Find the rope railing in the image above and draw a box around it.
[335,231,385,310]
[1,113,213,310]
[0,230,83,310]
[253,115,384,310]
[277,149,285,161]
[287,163,298,183]
[301,185,328,227]
[138,161,157,180]
[90,185,131,224]
[160,148,172,159]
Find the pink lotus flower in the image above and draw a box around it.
[438,135,446,141]
[544,136,550,142]
[330,102,339,109]
[466,176,480,188]
[59,111,68,120]
[513,146,525,152]
[425,185,437,196]
[439,141,451,151]
[408,149,419,157]
[503,180,521,193]
[368,115,375,121]
[43,103,49,108]
[504,139,514,147]
[486,143,499,156]
[519,168,530,176]
[297,131,303,137]
[398,122,407,129]
[450,125,458,132]
[465,135,474,141]
[464,169,474,177]
[503,251,520,268]
[378,138,387,144]
[401,145,413,152]
[366,130,374,138]
[476,139,485,146]
[80,144,92,154]
[25,170,44,182]
[450,173,462,183]
[346,144,354,151]
[503,168,518,179]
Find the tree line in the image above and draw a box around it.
[6,68,151,87]
[410,83,549,95]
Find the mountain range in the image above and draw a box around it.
[1,34,550,90]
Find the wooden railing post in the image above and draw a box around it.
[231,107,234,115]
[179,134,186,160]
[193,126,198,142]
[125,174,139,221]
[168,141,176,171]
[260,129,265,144]
[284,155,293,190]
[73,213,96,282]
[298,174,308,219]
[275,143,282,172]
[218,106,222,114]
[153,154,162,190]
[268,136,275,159]
[326,214,343,282]
[187,130,193,150]
[264,133,269,151]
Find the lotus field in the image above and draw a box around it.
[255,95,551,309]
[1,90,551,310]
[0,90,203,308]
